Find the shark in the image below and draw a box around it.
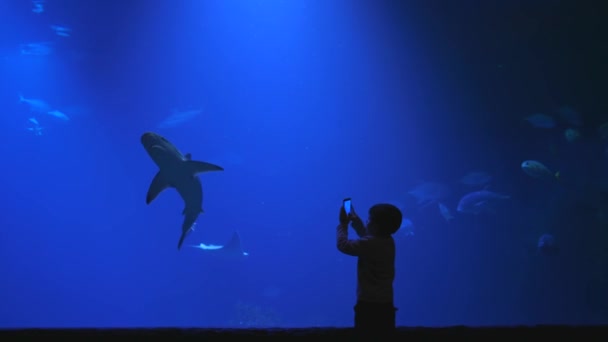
[189,231,249,259]
[140,132,224,250]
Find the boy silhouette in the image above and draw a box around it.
[337,202,402,333]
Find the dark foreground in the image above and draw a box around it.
[1,326,608,338]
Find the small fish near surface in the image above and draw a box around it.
[456,190,510,215]
[521,160,560,181]
[141,132,224,250]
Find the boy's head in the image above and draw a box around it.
[367,203,403,237]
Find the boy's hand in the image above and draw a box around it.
[349,205,359,219]
[339,206,350,225]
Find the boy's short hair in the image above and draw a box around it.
[369,203,403,235]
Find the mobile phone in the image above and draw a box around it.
[343,198,352,214]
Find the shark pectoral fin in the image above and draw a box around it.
[185,160,224,175]
[146,171,169,204]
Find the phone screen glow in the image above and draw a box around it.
[344,200,351,214]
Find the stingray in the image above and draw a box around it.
[190,231,249,259]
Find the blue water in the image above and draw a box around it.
[1,0,607,328]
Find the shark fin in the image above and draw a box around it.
[146,171,170,204]
[185,160,224,176]
[184,153,192,160]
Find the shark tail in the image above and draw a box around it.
[177,232,187,250]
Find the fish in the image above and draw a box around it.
[460,171,492,186]
[27,126,44,136]
[140,132,224,250]
[438,202,454,222]
[27,117,43,136]
[456,190,510,215]
[521,160,560,181]
[19,94,51,113]
[32,0,44,14]
[190,231,249,259]
[524,113,556,129]
[19,42,53,55]
[19,94,70,121]
[407,181,449,207]
[51,25,71,37]
[47,110,70,121]
[398,218,415,237]
[537,234,559,256]
[564,128,580,142]
[158,108,203,129]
